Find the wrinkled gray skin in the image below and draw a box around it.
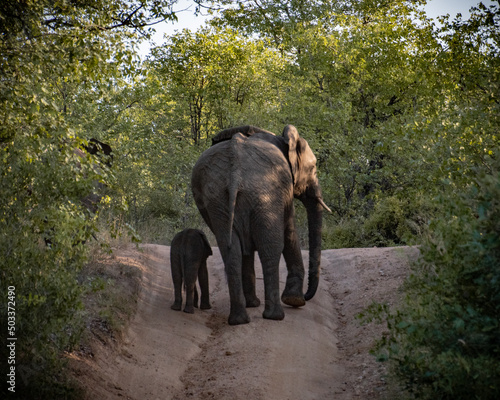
[191,125,330,325]
[170,229,213,314]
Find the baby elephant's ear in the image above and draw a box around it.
[199,231,213,256]
[282,125,299,183]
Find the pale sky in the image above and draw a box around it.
[138,0,496,58]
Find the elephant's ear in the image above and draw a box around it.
[282,125,300,182]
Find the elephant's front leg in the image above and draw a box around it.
[242,252,260,307]
[281,217,306,307]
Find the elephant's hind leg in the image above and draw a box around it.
[257,249,285,321]
[242,252,260,308]
[183,258,198,314]
[219,234,250,325]
[194,286,199,308]
[170,252,183,311]
[281,214,306,307]
[198,261,212,310]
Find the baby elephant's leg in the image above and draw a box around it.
[194,286,199,308]
[183,264,198,314]
[170,254,183,311]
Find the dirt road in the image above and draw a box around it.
[73,244,419,399]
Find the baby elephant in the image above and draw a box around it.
[170,229,213,313]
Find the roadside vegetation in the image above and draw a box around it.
[1,1,498,398]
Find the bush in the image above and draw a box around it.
[322,194,434,249]
[322,217,367,249]
[368,158,500,399]
[0,134,109,399]
[364,195,434,247]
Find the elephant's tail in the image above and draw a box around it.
[228,182,237,248]
[228,134,244,249]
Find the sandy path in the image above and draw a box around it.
[174,247,342,400]
[76,244,418,399]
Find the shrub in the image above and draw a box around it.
[364,195,434,247]
[322,194,434,249]
[368,158,500,399]
[322,217,367,249]
[0,134,108,399]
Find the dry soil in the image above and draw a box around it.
[70,244,419,400]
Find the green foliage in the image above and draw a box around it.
[323,194,435,248]
[206,0,340,50]
[367,156,500,399]
[0,1,176,398]
[103,71,209,240]
[149,26,283,141]
[2,0,500,397]
[280,3,441,246]
[0,134,99,398]
[362,195,431,247]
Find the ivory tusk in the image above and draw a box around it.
[318,198,332,213]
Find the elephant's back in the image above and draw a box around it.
[238,137,292,192]
[192,135,292,196]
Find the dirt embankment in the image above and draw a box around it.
[70,244,419,399]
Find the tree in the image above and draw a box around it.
[426,2,500,186]
[0,1,177,397]
[246,0,441,245]
[150,26,282,143]
[359,4,500,397]
[200,0,340,50]
[200,0,498,248]
[366,155,500,399]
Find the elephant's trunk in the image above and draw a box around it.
[302,193,324,301]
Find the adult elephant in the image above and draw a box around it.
[191,125,330,325]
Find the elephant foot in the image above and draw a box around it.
[263,304,285,321]
[183,305,195,314]
[281,293,305,308]
[245,296,261,308]
[200,302,212,310]
[281,281,306,308]
[171,302,182,311]
[228,310,250,325]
